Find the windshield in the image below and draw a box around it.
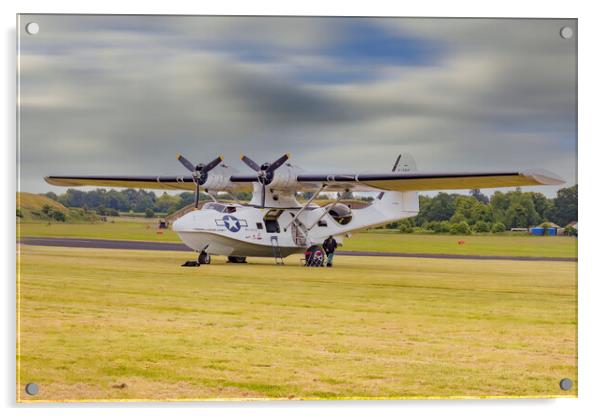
[203,202,237,213]
[203,202,226,212]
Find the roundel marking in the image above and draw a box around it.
[222,215,242,232]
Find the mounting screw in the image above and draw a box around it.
[25,383,39,396]
[559,378,573,391]
[560,26,573,39]
[25,22,40,35]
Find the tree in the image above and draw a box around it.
[551,185,577,226]
[51,210,66,222]
[469,203,494,224]
[176,192,196,210]
[491,222,506,233]
[473,221,491,233]
[155,192,180,214]
[44,192,58,201]
[425,220,451,233]
[501,190,541,228]
[416,193,456,225]
[16,208,23,218]
[450,212,467,224]
[397,218,415,233]
[470,189,489,204]
[529,192,554,221]
[144,208,155,218]
[450,221,471,235]
[505,202,529,228]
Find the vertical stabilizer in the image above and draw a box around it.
[392,153,418,173]
[378,153,418,200]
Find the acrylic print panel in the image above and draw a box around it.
[16,15,577,402]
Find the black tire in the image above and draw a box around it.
[305,245,324,267]
[198,252,211,265]
[228,256,247,263]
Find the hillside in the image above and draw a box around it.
[17,192,68,217]
[17,192,98,222]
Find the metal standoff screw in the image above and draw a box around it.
[559,378,573,391]
[25,383,39,396]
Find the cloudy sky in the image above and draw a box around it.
[18,15,576,196]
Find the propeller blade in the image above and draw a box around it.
[261,184,266,208]
[266,153,290,174]
[202,155,224,173]
[177,154,196,172]
[241,155,261,172]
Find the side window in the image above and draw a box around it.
[256,222,264,230]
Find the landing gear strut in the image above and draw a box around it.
[198,251,211,265]
[181,250,211,267]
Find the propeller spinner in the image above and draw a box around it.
[177,154,224,208]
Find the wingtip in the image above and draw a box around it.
[524,169,565,186]
[176,153,182,160]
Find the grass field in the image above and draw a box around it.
[17,219,577,259]
[17,245,577,401]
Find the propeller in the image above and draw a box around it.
[241,153,290,208]
[177,154,224,208]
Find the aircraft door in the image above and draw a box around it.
[263,209,283,233]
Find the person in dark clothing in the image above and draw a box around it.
[322,236,338,267]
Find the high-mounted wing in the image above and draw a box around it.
[44,175,252,192]
[294,170,564,192]
[44,175,196,190]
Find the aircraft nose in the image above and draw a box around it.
[172,216,185,232]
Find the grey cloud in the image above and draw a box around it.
[18,16,576,196]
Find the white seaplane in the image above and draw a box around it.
[45,153,563,266]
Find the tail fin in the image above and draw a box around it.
[378,153,418,200]
[392,153,417,173]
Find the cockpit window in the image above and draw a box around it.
[202,202,236,213]
[203,202,226,212]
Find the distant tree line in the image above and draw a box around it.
[386,185,577,234]
[43,185,577,234]
[44,189,253,217]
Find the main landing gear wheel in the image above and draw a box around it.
[305,245,324,267]
[227,256,247,263]
[198,251,211,265]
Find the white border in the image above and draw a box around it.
[3,1,600,415]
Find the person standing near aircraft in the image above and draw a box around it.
[323,236,338,267]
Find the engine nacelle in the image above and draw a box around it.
[266,164,300,191]
[202,165,240,192]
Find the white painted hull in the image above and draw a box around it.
[177,231,305,257]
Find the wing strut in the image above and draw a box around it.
[306,191,344,232]
[282,184,326,232]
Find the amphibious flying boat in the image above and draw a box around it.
[45,153,564,266]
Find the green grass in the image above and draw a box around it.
[342,233,577,258]
[17,246,577,401]
[18,219,577,258]
[18,217,179,243]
